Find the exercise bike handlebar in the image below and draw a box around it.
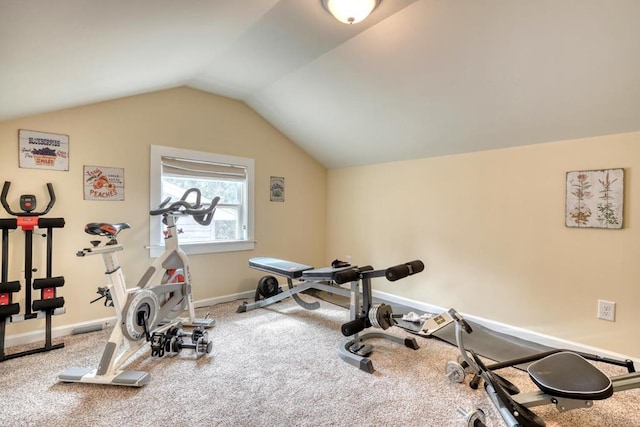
[150,188,220,226]
[1,181,56,217]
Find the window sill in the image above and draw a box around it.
[149,240,255,257]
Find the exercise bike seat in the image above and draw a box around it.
[85,222,131,238]
[527,351,613,400]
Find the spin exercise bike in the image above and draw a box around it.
[445,308,640,427]
[58,188,218,387]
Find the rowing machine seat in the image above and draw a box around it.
[528,352,614,400]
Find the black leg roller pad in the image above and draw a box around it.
[32,277,65,311]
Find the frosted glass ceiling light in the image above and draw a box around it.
[321,0,381,25]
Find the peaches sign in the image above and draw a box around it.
[83,166,125,201]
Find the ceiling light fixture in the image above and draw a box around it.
[321,0,381,25]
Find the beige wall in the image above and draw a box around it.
[3,85,638,360]
[0,87,326,335]
[327,132,640,358]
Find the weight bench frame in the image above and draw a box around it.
[335,266,420,373]
[238,257,360,318]
[239,257,421,373]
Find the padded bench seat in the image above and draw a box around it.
[301,265,355,281]
[528,351,614,400]
[248,257,314,279]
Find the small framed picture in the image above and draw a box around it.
[83,165,125,201]
[565,168,623,229]
[270,176,285,202]
[18,129,69,171]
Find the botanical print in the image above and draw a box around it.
[566,169,623,229]
[596,170,621,226]
[567,173,592,226]
[270,176,284,202]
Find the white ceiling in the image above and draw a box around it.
[2,0,640,168]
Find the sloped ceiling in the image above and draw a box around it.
[2,0,639,168]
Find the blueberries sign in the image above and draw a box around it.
[19,129,69,171]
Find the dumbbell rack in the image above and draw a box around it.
[0,181,66,362]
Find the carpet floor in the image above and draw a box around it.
[1,296,639,426]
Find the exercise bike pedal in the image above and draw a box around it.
[150,332,167,357]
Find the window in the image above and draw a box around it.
[150,145,255,256]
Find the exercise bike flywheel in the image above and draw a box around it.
[122,289,160,340]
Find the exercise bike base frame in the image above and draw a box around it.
[58,318,181,387]
[57,366,150,387]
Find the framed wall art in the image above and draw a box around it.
[565,168,623,229]
[83,165,125,201]
[18,129,69,171]
[270,176,284,202]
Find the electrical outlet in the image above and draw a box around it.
[597,300,616,321]
[346,255,352,264]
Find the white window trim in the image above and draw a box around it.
[149,145,255,257]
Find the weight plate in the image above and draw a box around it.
[369,303,393,330]
[257,275,280,298]
[445,361,466,383]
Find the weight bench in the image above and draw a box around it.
[238,257,424,373]
[237,257,356,314]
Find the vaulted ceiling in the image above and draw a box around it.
[2,0,639,168]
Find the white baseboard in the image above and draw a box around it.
[3,290,254,349]
[8,288,638,371]
[374,290,640,370]
[193,290,254,309]
[4,315,117,348]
